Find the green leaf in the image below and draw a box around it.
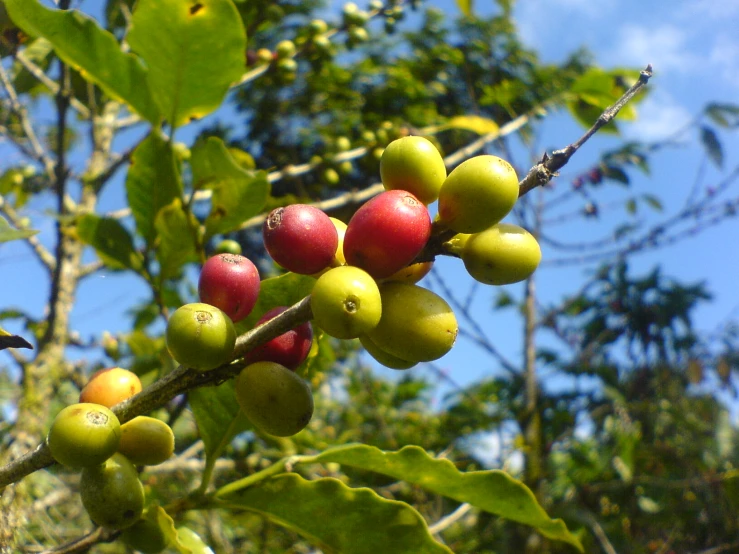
[455,0,473,16]
[190,137,270,238]
[174,527,214,554]
[127,0,247,127]
[443,114,498,135]
[602,165,629,185]
[0,327,33,351]
[0,215,38,243]
[4,0,160,123]
[154,199,199,281]
[12,38,53,95]
[700,125,723,168]
[234,272,316,335]
[76,214,144,271]
[125,133,183,245]
[218,474,452,554]
[188,379,250,469]
[307,444,583,551]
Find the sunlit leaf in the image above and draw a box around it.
[154,199,199,281]
[218,474,452,554]
[306,444,583,550]
[174,527,214,554]
[0,215,37,243]
[125,133,183,245]
[127,0,246,127]
[190,137,270,238]
[76,214,144,271]
[443,115,498,135]
[4,0,160,123]
[455,0,473,16]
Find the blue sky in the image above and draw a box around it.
[1,0,738,460]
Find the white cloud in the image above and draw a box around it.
[708,34,739,90]
[623,91,693,141]
[609,24,698,73]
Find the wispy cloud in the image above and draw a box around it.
[608,24,698,73]
[623,91,693,141]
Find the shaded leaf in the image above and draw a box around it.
[700,125,723,168]
[306,444,583,550]
[0,215,38,243]
[218,474,452,554]
[154,199,199,281]
[127,0,246,127]
[705,103,739,128]
[188,379,250,467]
[444,114,497,135]
[602,165,629,185]
[125,133,183,245]
[641,194,663,212]
[0,327,33,350]
[76,214,144,271]
[234,272,316,335]
[4,0,159,123]
[190,137,270,238]
[625,198,637,215]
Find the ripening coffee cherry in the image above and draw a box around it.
[235,362,314,437]
[198,254,261,323]
[166,303,236,371]
[80,453,145,530]
[263,205,339,275]
[462,223,541,285]
[121,510,171,554]
[310,266,382,339]
[359,334,417,370]
[383,261,433,284]
[380,136,447,204]
[214,239,242,255]
[365,282,458,363]
[437,155,519,233]
[343,190,431,279]
[275,40,296,59]
[312,217,347,278]
[48,403,121,469]
[245,306,313,370]
[117,416,175,466]
[79,367,142,408]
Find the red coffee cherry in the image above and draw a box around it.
[343,190,431,279]
[245,306,314,370]
[198,254,261,323]
[263,205,339,275]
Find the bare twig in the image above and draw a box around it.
[0,198,55,271]
[0,62,56,178]
[428,503,472,535]
[14,50,90,118]
[518,65,653,197]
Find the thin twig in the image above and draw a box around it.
[428,503,472,535]
[14,50,90,118]
[0,198,55,271]
[0,62,56,178]
[518,65,653,197]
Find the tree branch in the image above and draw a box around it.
[0,296,314,487]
